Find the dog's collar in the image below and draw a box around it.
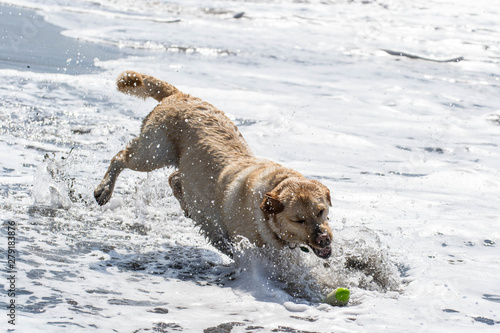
[288,242,310,253]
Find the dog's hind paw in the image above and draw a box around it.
[94,183,113,206]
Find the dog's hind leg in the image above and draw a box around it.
[94,127,177,206]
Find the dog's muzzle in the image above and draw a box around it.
[311,230,332,259]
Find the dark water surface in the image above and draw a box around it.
[0,3,122,74]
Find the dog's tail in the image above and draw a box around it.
[116,71,179,102]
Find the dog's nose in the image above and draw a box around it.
[316,232,331,247]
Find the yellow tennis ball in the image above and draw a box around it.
[323,288,350,306]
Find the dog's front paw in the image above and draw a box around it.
[94,183,113,206]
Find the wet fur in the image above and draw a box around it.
[95,71,333,258]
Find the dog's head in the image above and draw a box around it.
[260,177,333,259]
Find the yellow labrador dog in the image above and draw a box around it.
[95,71,333,259]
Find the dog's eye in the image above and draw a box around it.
[293,219,305,224]
[317,209,324,217]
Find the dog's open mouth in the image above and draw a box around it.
[312,245,332,259]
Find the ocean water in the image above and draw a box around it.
[0,0,499,332]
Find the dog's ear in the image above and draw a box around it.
[260,193,284,215]
[312,179,332,207]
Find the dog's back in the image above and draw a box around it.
[117,71,253,167]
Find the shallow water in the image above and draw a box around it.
[1,0,499,332]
